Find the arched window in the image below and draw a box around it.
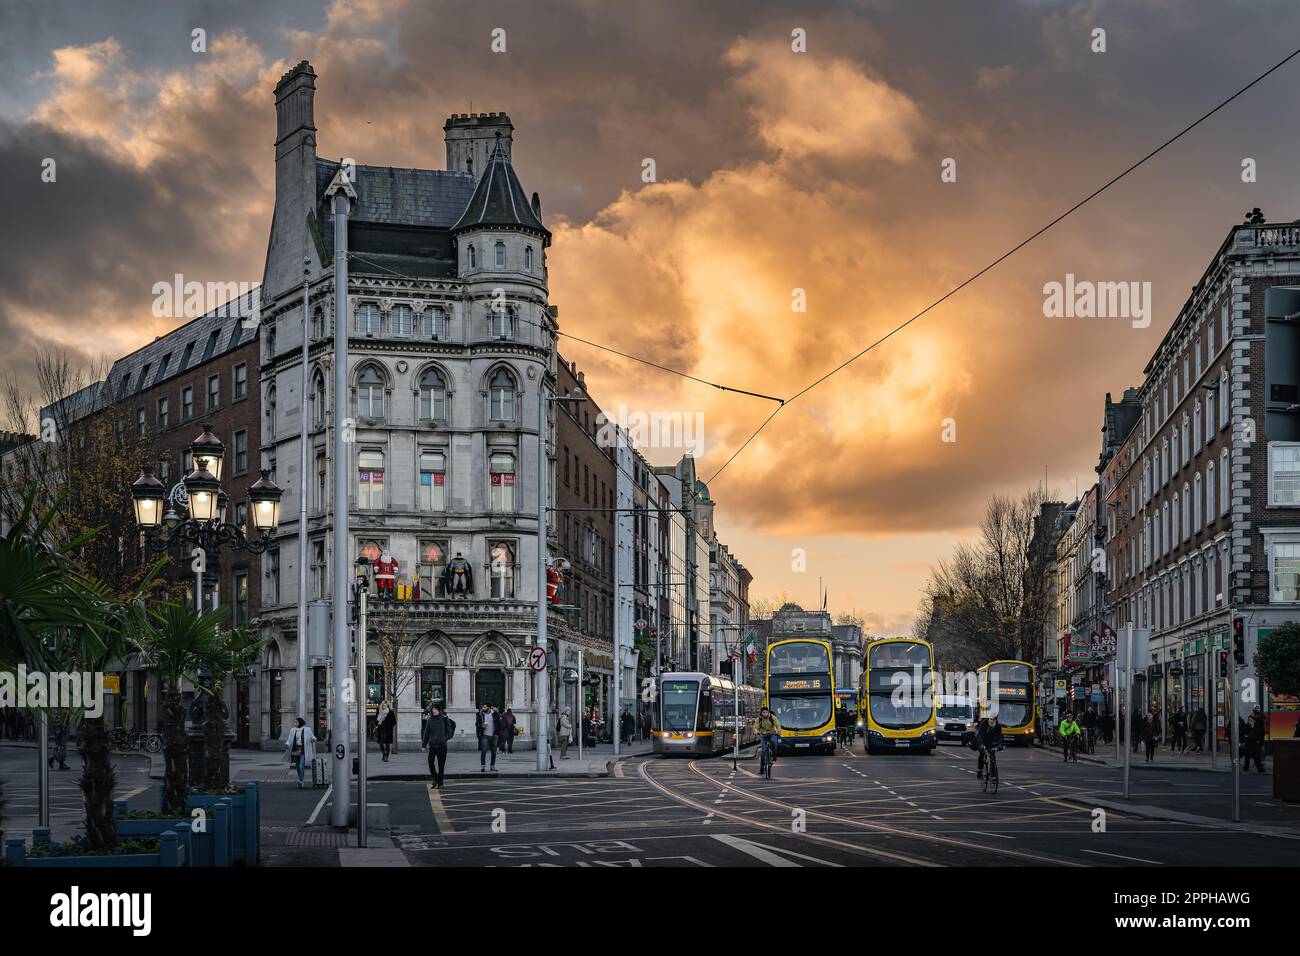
[1193,474,1202,532]
[1172,429,1180,473]
[1182,415,1190,465]
[357,450,384,510]
[468,244,476,268]
[525,246,533,271]
[419,368,447,420]
[1193,402,1202,453]
[1162,502,1170,556]
[495,241,506,268]
[1205,389,1215,437]
[265,384,277,440]
[311,369,326,427]
[488,368,516,420]
[1220,447,1230,516]
[421,306,447,339]
[1182,483,1191,541]
[491,304,515,339]
[1205,461,1215,523]
[312,306,324,340]
[490,453,515,512]
[357,365,385,418]
[391,304,412,337]
[357,302,381,336]
[489,540,516,598]
[1219,368,1229,425]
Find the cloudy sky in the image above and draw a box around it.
[3,0,1299,633]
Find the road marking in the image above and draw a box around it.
[307,785,332,826]
[427,785,459,834]
[969,830,1016,840]
[116,786,147,801]
[710,833,843,867]
[613,761,625,778]
[1080,848,1162,865]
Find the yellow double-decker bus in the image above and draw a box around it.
[860,638,938,754]
[977,660,1037,744]
[765,638,837,754]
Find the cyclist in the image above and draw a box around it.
[974,712,1003,781]
[1059,711,1082,762]
[756,707,782,765]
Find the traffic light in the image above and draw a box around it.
[1218,650,1229,678]
[1232,617,1245,666]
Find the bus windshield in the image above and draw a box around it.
[988,663,1033,726]
[768,642,831,674]
[660,680,698,731]
[868,642,933,729]
[769,694,833,731]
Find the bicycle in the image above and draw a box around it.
[759,735,776,780]
[1062,734,1080,763]
[979,745,1001,793]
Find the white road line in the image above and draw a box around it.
[1080,848,1162,865]
[710,833,843,867]
[307,785,332,826]
[969,830,1016,840]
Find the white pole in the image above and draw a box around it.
[1123,622,1133,799]
[328,185,352,829]
[535,387,550,772]
[356,580,367,845]
[577,651,584,762]
[1209,646,1216,770]
[296,258,311,729]
[612,427,621,758]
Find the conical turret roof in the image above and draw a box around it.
[452,133,549,241]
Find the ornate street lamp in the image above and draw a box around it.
[189,424,225,481]
[130,466,167,529]
[185,459,221,523]
[248,469,283,533]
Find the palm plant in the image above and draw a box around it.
[201,621,267,790]
[137,603,230,813]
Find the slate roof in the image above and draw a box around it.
[451,138,550,239]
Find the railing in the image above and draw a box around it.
[1249,224,1300,248]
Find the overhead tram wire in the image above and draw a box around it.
[704,44,1300,485]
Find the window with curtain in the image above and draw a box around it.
[490,452,515,512]
[357,302,381,335]
[489,368,515,420]
[391,304,412,337]
[358,450,385,509]
[357,365,385,418]
[417,540,448,597]
[419,451,446,512]
[421,306,447,339]
[419,368,447,420]
[1269,443,1300,506]
[1273,542,1300,602]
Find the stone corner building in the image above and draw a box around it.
[257,60,561,749]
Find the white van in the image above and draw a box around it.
[936,694,976,745]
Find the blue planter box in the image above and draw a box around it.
[159,780,260,864]
[111,801,189,838]
[5,829,186,868]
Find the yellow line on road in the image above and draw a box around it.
[427,785,459,834]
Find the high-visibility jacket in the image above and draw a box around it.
[1060,719,1081,737]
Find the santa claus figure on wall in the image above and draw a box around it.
[374,549,399,599]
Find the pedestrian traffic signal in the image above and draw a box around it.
[1218,650,1229,678]
[1232,617,1245,666]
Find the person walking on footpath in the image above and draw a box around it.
[47,714,70,770]
[376,700,396,762]
[1243,707,1267,773]
[1191,706,1208,753]
[421,704,456,789]
[620,707,633,745]
[476,703,499,772]
[499,707,517,754]
[1143,711,1160,762]
[283,717,316,789]
[1171,707,1188,753]
[558,707,573,758]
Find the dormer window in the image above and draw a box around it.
[525,246,533,271]
[468,245,476,268]
[495,242,506,268]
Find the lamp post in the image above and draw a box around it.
[536,386,587,771]
[129,426,283,785]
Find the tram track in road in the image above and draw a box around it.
[675,759,1089,867]
[637,757,941,866]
